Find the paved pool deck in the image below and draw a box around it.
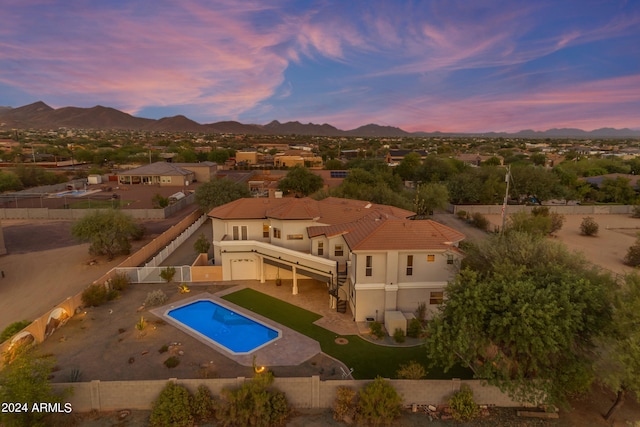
[150,291,321,367]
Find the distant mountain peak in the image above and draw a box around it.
[1,101,639,138]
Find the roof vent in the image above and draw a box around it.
[364,203,372,209]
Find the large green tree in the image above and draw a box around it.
[413,183,449,217]
[194,177,250,211]
[71,209,144,260]
[597,273,640,421]
[426,232,614,406]
[0,348,69,427]
[277,165,324,197]
[394,152,422,181]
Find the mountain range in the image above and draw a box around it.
[1,101,639,138]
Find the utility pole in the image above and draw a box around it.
[501,165,511,234]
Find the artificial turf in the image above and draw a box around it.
[222,288,471,380]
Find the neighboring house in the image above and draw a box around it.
[175,161,217,183]
[235,149,261,165]
[273,150,323,168]
[310,170,350,190]
[384,149,428,164]
[582,173,640,189]
[116,161,217,186]
[208,197,465,323]
[455,153,503,166]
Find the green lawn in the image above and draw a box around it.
[222,288,471,380]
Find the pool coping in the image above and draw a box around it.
[161,297,283,356]
[150,292,321,367]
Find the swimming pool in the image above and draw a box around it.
[166,300,280,354]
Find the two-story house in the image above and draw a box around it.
[208,197,465,323]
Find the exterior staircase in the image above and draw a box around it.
[329,264,349,313]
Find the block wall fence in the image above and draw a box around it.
[0,210,203,362]
[450,204,633,215]
[51,377,525,412]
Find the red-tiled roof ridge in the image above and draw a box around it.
[266,198,322,220]
[346,219,465,251]
[307,211,387,241]
[208,196,416,222]
[208,197,290,219]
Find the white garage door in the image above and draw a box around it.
[230,259,256,280]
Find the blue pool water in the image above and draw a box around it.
[167,300,279,354]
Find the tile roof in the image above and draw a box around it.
[208,196,415,223]
[208,198,291,219]
[309,217,465,251]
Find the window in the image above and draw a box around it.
[447,254,454,265]
[334,244,344,257]
[406,255,413,276]
[263,224,270,238]
[317,241,324,256]
[430,291,444,305]
[365,256,373,276]
[287,234,304,240]
[427,254,435,262]
[273,228,281,239]
[233,226,248,240]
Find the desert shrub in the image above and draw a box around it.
[396,360,427,379]
[131,223,145,241]
[135,316,147,331]
[81,283,110,307]
[333,386,357,423]
[149,382,194,427]
[456,210,467,220]
[160,266,176,283]
[406,318,422,338]
[192,385,215,422]
[109,272,131,292]
[164,356,180,369]
[68,368,82,382]
[393,328,405,343]
[530,206,566,234]
[145,289,168,307]
[193,233,211,254]
[152,193,170,209]
[158,344,169,354]
[1,320,31,343]
[470,212,489,231]
[549,212,566,234]
[448,385,479,422]
[216,372,290,427]
[369,321,385,339]
[356,376,402,426]
[108,288,120,300]
[633,204,640,218]
[624,235,640,266]
[580,216,599,236]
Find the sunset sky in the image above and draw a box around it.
[1,0,639,132]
